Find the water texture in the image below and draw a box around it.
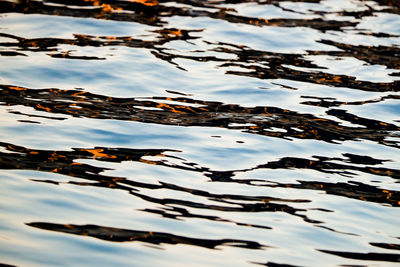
[0,0,400,266]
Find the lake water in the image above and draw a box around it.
[0,0,400,266]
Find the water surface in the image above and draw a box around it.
[0,0,400,266]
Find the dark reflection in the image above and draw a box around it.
[139,206,273,230]
[311,40,400,71]
[267,180,400,207]
[0,141,316,227]
[246,155,400,181]
[253,262,302,267]
[0,0,362,30]
[1,140,400,233]
[318,249,400,262]
[370,242,400,251]
[219,46,398,92]
[300,95,400,108]
[1,85,399,148]
[0,29,200,55]
[1,0,400,92]
[1,32,399,92]
[26,222,265,249]
[48,53,106,60]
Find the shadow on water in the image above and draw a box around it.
[1,0,400,266]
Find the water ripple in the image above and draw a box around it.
[1,0,400,266]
